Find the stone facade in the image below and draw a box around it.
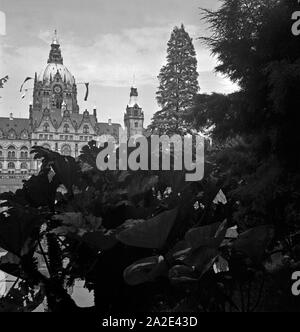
[0,33,144,193]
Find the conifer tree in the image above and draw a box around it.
[149,24,199,135]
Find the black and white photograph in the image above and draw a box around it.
[0,0,300,318]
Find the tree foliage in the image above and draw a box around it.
[149,24,200,135]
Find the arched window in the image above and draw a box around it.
[42,144,51,150]
[135,122,139,128]
[0,162,2,169]
[20,147,29,159]
[55,97,63,109]
[61,144,71,157]
[21,130,28,139]
[83,125,89,134]
[63,124,70,133]
[0,146,2,158]
[20,162,28,169]
[7,146,16,159]
[8,162,15,169]
[43,123,50,132]
[8,129,16,139]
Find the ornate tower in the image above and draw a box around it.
[124,86,144,138]
[32,30,79,114]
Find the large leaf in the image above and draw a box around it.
[52,213,102,237]
[116,208,178,249]
[31,146,79,192]
[82,230,118,251]
[127,174,159,199]
[0,251,21,278]
[123,255,167,286]
[184,246,219,276]
[169,240,192,262]
[185,220,227,250]
[233,225,275,264]
[168,265,198,283]
[0,206,43,256]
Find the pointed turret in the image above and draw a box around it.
[48,30,63,64]
[124,85,144,138]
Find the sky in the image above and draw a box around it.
[0,0,238,126]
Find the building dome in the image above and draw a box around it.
[38,63,75,85]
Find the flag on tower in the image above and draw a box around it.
[84,82,89,101]
[20,77,33,92]
[0,75,9,88]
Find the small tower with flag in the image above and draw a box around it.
[124,86,144,138]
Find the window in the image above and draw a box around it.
[61,144,71,156]
[20,162,28,169]
[79,136,83,141]
[39,134,43,139]
[43,123,50,132]
[8,162,15,169]
[43,144,51,150]
[0,146,2,158]
[56,99,62,109]
[63,124,70,133]
[135,122,139,128]
[20,147,29,159]
[8,129,16,139]
[21,130,28,139]
[7,146,16,159]
[0,162,2,169]
[83,125,89,134]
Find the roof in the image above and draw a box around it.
[96,122,121,136]
[32,110,98,131]
[0,117,31,138]
[38,63,75,85]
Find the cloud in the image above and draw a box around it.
[33,25,230,89]
[0,24,238,121]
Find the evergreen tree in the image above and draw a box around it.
[149,24,199,135]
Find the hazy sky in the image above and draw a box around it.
[0,0,238,126]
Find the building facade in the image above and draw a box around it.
[0,33,144,193]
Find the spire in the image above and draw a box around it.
[48,30,63,64]
[132,74,136,88]
[52,29,59,45]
